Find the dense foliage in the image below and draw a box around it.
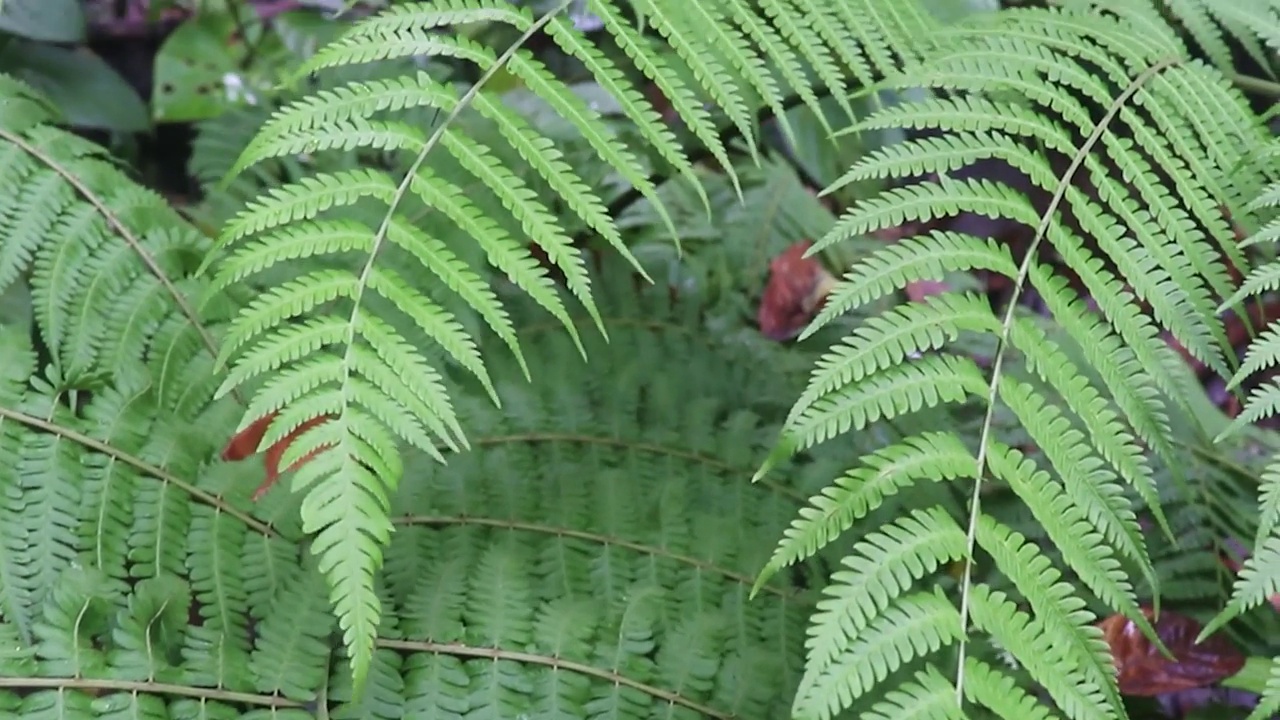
[5,0,1280,718]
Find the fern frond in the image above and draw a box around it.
[800,506,967,675]
[964,657,1065,720]
[968,584,1112,720]
[211,0,885,683]
[212,6,590,679]
[0,227,834,715]
[793,588,963,720]
[1246,658,1280,720]
[975,514,1127,718]
[0,76,317,714]
[755,432,975,590]
[758,3,1267,718]
[0,79,221,394]
[805,231,1018,339]
[863,664,964,720]
[1062,0,1280,76]
[1207,129,1280,649]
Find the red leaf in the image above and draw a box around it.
[757,240,837,341]
[1098,607,1244,696]
[221,411,335,501]
[221,413,274,462]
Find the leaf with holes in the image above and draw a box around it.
[153,12,257,122]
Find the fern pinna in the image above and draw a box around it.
[1202,9,1280,709]
[753,5,1279,720]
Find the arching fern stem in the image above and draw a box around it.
[952,55,1182,702]
[327,1,587,688]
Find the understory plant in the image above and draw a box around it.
[4,0,1280,718]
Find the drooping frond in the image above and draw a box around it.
[6,0,1280,712]
[204,0,928,680]
[1058,0,1280,77]
[0,236,860,717]
[0,75,227,405]
[0,75,323,719]
[1192,0,1280,666]
[1204,130,1280,714]
[755,4,1273,718]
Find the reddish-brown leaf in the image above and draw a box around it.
[757,240,837,341]
[221,413,274,462]
[221,412,335,500]
[1099,607,1244,696]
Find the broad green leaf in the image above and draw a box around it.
[0,41,147,131]
[0,0,84,42]
[152,12,253,122]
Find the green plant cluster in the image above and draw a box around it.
[4,0,1280,718]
